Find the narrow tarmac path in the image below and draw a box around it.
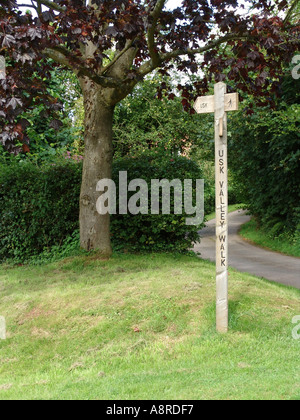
[194,210,300,289]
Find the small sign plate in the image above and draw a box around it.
[194,93,239,114]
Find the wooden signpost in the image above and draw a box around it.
[194,82,239,333]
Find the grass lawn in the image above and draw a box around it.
[240,219,300,258]
[0,253,299,400]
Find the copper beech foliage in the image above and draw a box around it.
[0,0,299,153]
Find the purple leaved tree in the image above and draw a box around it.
[0,0,299,256]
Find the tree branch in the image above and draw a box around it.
[32,0,66,13]
[147,0,167,67]
[44,47,121,89]
[100,39,136,76]
[283,0,300,25]
[34,0,42,14]
[161,34,255,61]
[137,33,253,78]
[18,3,38,10]
[44,47,71,67]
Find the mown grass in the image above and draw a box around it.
[0,253,299,400]
[240,219,300,258]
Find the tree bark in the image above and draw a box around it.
[79,80,115,257]
[78,44,138,257]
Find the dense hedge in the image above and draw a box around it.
[230,104,300,239]
[0,154,214,261]
[111,154,213,252]
[0,159,81,261]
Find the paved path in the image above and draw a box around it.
[194,210,300,289]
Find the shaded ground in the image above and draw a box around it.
[194,210,300,289]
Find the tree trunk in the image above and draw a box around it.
[79,81,115,257]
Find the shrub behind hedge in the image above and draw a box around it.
[111,154,211,253]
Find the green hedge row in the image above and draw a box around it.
[0,160,81,262]
[230,104,300,240]
[111,154,213,252]
[0,154,215,261]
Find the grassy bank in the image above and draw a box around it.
[0,253,299,400]
[205,204,244,222]
[240,219,300,258]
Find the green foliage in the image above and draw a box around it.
[24,68,82,160]
[111,153,213,253]
[230,102,300,238]
[0,66,83,163]
[0,157,82,263]
[25,230,88,266]
[240,219,300,258]
[113,77,240,207]
[0,153,213,262]
[113,77,214,159]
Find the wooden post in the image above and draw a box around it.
[214,82,228,333]
[194,83,239,333]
